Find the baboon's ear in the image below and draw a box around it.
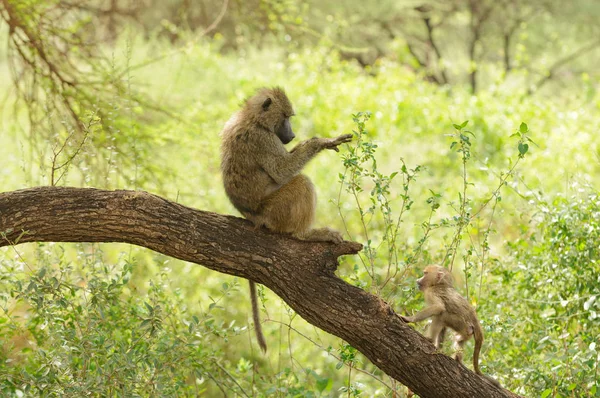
[262,97,272,111]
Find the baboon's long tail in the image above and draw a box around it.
[249,281,267,352]
[473,323,483,375]
[473,323,503,386]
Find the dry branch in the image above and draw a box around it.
[0,186,521,398]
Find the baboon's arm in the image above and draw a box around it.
[258,137,324,185]
[407,304,445,322]
[401,295,445,323]
[257,134,353,185]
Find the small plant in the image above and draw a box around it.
[338,111,425,295]
[338,114,532,303]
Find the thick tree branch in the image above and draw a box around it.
[0,187,521,397]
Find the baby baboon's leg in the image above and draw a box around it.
[428,319,446,349]
[437,326,448,348]
[452,334,468,363]
[260,174,342,243]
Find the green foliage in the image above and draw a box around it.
[0,0,173,189]
[337,112,530,304]
[485,194,600,396]
[1,2,600,395]
[0,245,251,396]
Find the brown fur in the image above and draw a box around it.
[248,280,266,352]
[401,265,487,376]
[220,87,352,352]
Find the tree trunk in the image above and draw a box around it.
[0,187,522,398]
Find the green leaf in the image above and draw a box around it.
[335,361,343,370]
[541,389,552,398]
[518,142,529,155]
[316,377,332,393]
[519,122,528,133]
[453,123,461,130]
[568,383,577,391]
[460,120,469,128]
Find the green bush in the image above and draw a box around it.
[0,244,252,396]
[486,194,600,396]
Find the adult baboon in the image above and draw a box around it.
[220,87,352,352]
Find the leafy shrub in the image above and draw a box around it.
[0,244,249,396]
[487,194,600,396]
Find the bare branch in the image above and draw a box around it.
[421,14,449,85]
[529,39,600,94]
[201,0,229,36]
[467,0,496,94]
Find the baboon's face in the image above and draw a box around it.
[276,117,295,144]
[261,96,295,144]
[416,273,429,291]
[416,265,446,290]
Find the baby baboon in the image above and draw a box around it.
[220,87,352,352]
[400,265,485,374]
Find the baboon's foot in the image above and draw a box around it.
[453,350,464,363]
[295,227,343,244]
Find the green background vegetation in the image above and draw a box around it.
[0,0,599,396]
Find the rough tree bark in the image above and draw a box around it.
[0,187,522,398]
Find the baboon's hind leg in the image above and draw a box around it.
[453,334,468,363]
[260,174,343,243]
